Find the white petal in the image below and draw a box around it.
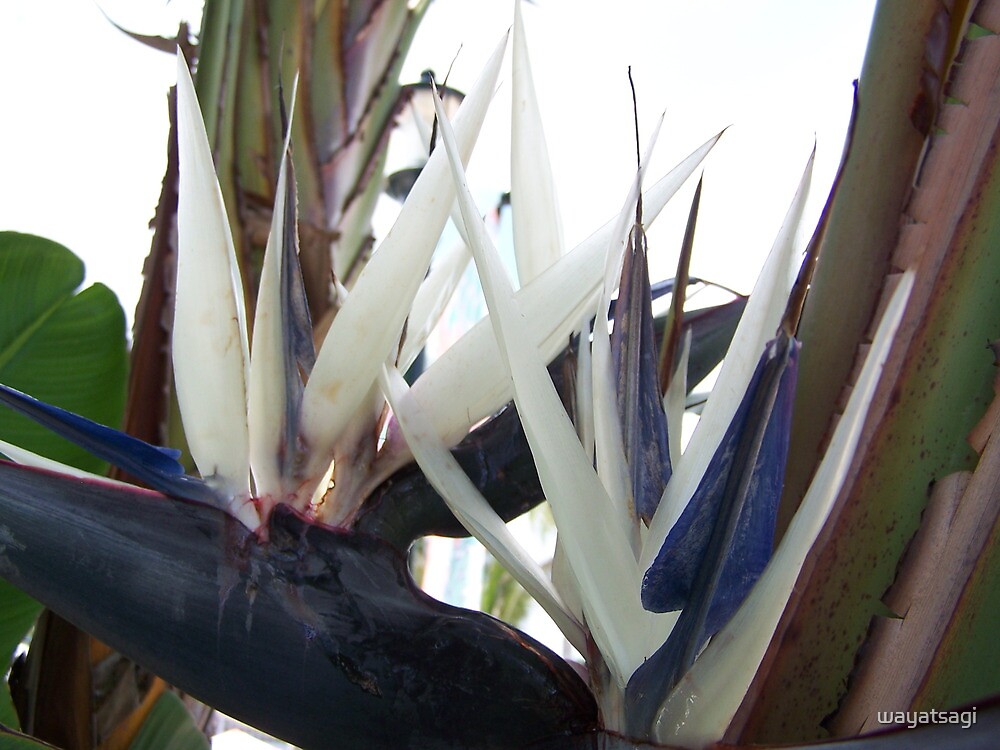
[0,440,132,489]
[511,0,564,285]
[592,316,638,552]
[431,90,658,687]
[174,53,252,502]
[298,34,508,494]
[398,239,472,372]
[380,364,587,653]
[574,315,595,462]
[248,81,298,500]
[551,534,585,623]
[653,270,913,748]
[663,329,691,468]
[319,383,386,524]
[642,150,815,573]
[404,132,722,452]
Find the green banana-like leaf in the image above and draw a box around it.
[0,232,126,473]
[0,231,127,731]
[127,693,208,750]
[0,725,59,749]
[0,582,40,728]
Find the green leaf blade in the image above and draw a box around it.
[0,236,126,475]
[127,692,208,750]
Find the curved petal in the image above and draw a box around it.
[401,131,723,455]
[643,149,815,574]
[511,0,564,285]
[174,53,253,513]
[380,364,587,654]
[652,271,913,747]
[298,34,508,498]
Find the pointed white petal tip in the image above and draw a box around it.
[297,32,507,498]
[511,0,564,286]
[248,80,301,500]
[174,48,252,499]
[431,88,659,686]
[643,148,815,572]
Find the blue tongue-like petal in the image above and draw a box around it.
[642,333,798,615]
[701,339,797,636]
[0,383,219,505]
[627,332,798,720]
[611,224,672,523]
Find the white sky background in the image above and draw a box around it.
[0,0,876,327]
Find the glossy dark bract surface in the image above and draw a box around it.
[0,461,596,749]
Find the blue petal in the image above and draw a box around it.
[0,382,219,504]
[611,230,672,522]
[607,276,705,318]
[703,343,796,634]
[641,333,798,615]
[625,333,798,730]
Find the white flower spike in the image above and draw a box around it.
[174,52,257,529]
[396,131,722,458]
[297,33,508,502]
[511,0,564,286]
[428,81,665,688]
